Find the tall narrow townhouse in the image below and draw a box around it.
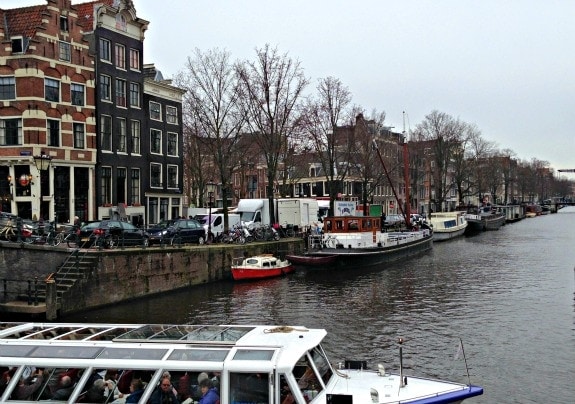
[77,0,151,225]
[143,64,185,224]
[0,0,97,223]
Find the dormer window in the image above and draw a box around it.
[11,37,24,54]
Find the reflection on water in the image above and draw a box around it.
[63,208,575,403]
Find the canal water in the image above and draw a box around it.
[62,208,575,404]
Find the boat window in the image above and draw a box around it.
[98,347,168,360]
[168,349,229,361]
[293,350,325,400]
[310,345,333,385]
[29,345,103,359]
[233,349,275,361]
[279,374,296,404]
[229,372,269,403]
[116,324,254,343]
[247,259,259,265]
[0,345,35,357]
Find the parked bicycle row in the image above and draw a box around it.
[0,215,297,249]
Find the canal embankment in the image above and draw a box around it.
[0,239,304,319]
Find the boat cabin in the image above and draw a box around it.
[322,216,381,233]
[0,323,332,404]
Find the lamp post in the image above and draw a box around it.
[33,151,52,221]
[206,181,216,243]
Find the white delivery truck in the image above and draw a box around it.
[236,198,319,232]
[236,199,272,227]
[194,213,241,238]
[277,198,319,232]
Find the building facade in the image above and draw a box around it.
[0,0,96,223]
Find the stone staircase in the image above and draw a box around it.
[18,249,100,307]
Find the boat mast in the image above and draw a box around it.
[372,139,406,220]
[402,112,411,227]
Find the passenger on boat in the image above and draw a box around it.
[149,375,180,404]
[198,379,219,404]
[124,379,145,403]
[84,379,106,403]
[51,375,75,401]
[13,368,45,400]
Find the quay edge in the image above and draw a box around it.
[0,240,303,319]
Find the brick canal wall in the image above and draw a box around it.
[0,240,303,316]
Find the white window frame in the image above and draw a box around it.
[150,101,161,121]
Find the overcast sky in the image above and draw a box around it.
[6,0,575,173]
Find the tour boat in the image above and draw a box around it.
[303,215,433,268]
[0,322,483,403]
[231,254,294,281]
[428,211,468,241]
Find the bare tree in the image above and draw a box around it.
[176,48,245,234]
[301,76,353,216]
[236,44,309,224]
[413,110,466,211]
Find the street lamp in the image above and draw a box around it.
[33,151,52,221]
[206,181,217,243]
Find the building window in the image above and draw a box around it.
[117,118,126,153]
[129,48,140,70]
[167,165,178,188]
[71,83,85,106]
[47,119,60,147]
[101,115,112,151]
[60,15,69,31]
[0,77,16,100]
[101,166,112,205]
[166,105,178,124]
[0,118,22,145]
[129,82,140,108]
[115,78,126,107]
[99,38,111,62]
[45,78,60,102]
[11,37,24,53]
[59,41,71,62]
[150,129,162,154]
[167,132,178,156]
[100,74,111,101]
[131,120,140,154]
[73,122,85,149]
[115,44,126,69]
[131,169,140,205]
[150,101,161,121]
[150,163,162,187]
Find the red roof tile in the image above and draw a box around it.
[75,0,115,31]
[2,5,45,38]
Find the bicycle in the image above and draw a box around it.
[0,220,17,242]
[63,226,81,248]
[22,222,62,246]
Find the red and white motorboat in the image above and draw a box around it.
[231,254,295,281]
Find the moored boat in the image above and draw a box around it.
[428,211,468,241]
[0,322,483,403]
[285,253,339,267]
[231,254,294,281]
[305,215,433,268]
[464,206,506,233]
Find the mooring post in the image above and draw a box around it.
[45,279,57,320]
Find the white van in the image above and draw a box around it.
[194,213,240,238]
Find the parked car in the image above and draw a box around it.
[78,220,149,248]
[384,214,405,228]
[164,219,206,244]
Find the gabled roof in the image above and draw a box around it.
[75,0,115,31]
[1,4,45,38]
